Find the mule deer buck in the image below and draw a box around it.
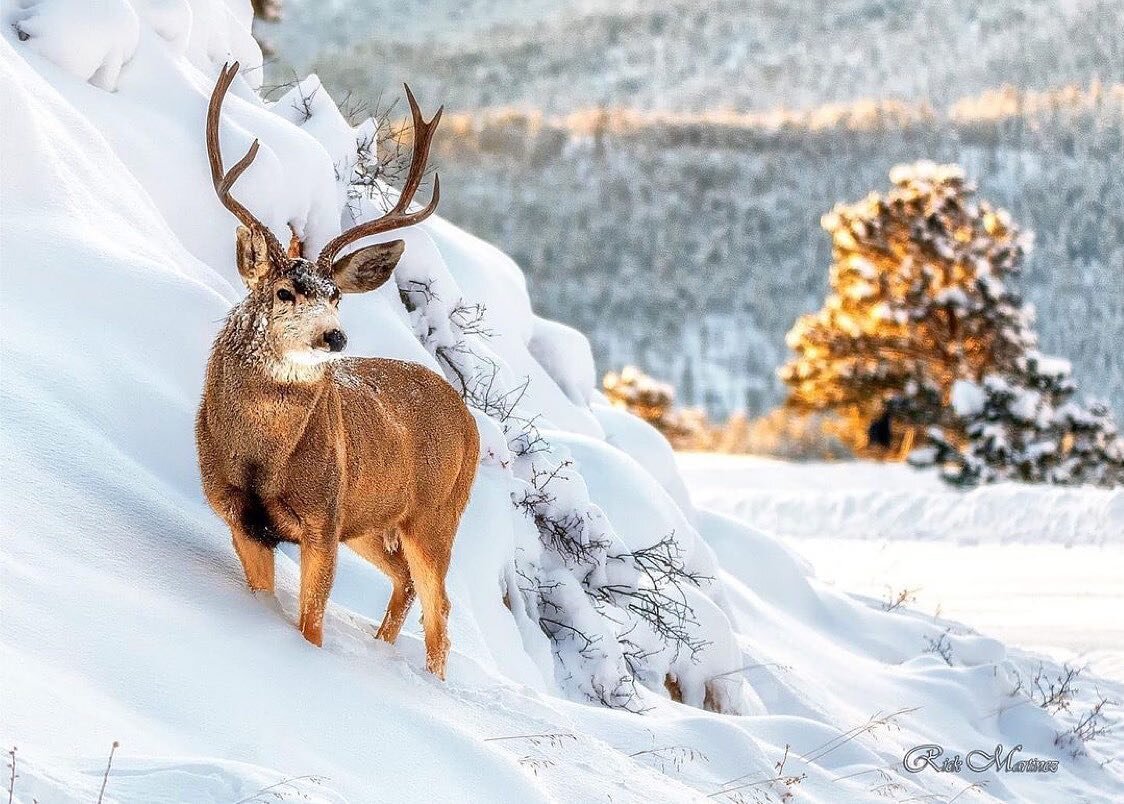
[195,63,478,678]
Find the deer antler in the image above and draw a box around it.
[316,84,442,272]
[207,62,287,265]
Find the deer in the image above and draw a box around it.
[195,63,479,679]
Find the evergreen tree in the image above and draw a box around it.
[781,161,1031,445]
[783,161,1123,486]
[923,357,1124,487]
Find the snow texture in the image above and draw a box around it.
[951,379,986,417]
[2,4,1123,802]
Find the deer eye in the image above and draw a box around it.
[277,288,295,303]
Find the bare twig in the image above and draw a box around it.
[923,629,953,666]
[1057,690,1118,754]
[710,662,792,679]
[1028,663,1081,713]
[484,733,577,747]
[948,780,989,802]
[882,586,920,612]
[96,741,119,804]
[800,707,919,765]
[7,746,16,804]
[629,745,708,773]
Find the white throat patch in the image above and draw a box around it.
[285,349,341,367]
[271,349,341,383]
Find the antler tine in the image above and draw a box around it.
[206,61,286,264]
[391,84,443,216]
[316,84,442,271]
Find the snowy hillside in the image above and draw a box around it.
[1,2,1122,802]
[280,0,1120,111]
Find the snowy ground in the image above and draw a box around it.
[678,453,1124,678]
[677,454,1123,546]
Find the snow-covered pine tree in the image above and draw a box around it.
[781,161,1124,486]
[928,358,1124,487]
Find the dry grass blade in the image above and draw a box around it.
[7,746,16,804]
[232,774,329,804]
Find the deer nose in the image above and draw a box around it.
[324,329,347,353]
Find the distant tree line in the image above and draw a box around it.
[282,0,1124,422]
[419,84,1123,419]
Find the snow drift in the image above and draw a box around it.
[681,455,1124,546]
[1,2,1122,802]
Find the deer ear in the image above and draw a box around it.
[330,240,405,294]
[235,226,275,290]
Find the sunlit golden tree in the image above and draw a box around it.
[780,162,1034,450]
[781,162,1122,485]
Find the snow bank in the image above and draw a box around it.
[10,0,140,90]
[679,453,1124,546]
[2,3,1123,802]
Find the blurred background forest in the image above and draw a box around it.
[257,0,1124,421]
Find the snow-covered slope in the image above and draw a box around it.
[1,3,1122,802]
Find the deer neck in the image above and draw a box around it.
[208,300,333,475]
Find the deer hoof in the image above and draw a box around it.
[299,619,324,647]
[426,650,448,679]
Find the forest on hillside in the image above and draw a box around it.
[266,0,1124,417]
[430,87,1124,416]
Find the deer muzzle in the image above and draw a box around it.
[321,329,347,353]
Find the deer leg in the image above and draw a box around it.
[376,575,416,644]
[297,540,338,647]
[231,527,275,593]
[400,531,452,679]
[209,486,275,593]
[347,532,416,644]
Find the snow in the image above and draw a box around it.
[679,453,1123,546]
[1008,385,1042,423]
[676,453,1124,736]
[785,539,1124,672]
[1032,353,1073,379]
[952,378,987,417]
[10,0,140,90]
[528,316,597,408]
[3,4,1124,802]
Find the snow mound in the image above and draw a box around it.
[9,0,140,90]
[2,4,1123,802]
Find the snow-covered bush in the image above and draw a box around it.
[389,250,734,710]
[923,361,1124,487]
[600,365,705,446]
